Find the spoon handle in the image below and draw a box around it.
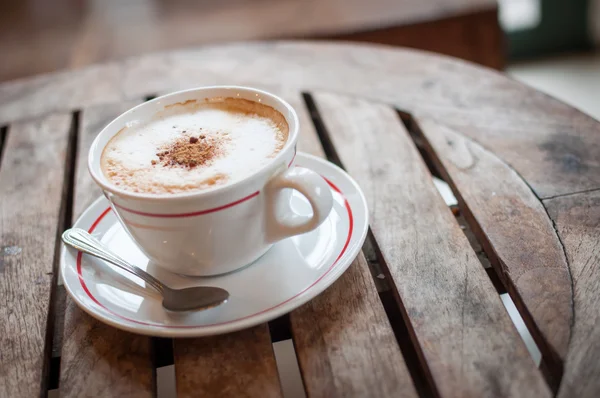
[62,228,164,293]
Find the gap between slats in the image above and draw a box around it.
[153,337,176,398]
[302,92,551,397]
[50,98,169,397]
[46,111,80,397]
[268,315,307,398]
[396,111,506,293]
[398,112,547,378]
[302,93,436,398]
[0,125,8,161]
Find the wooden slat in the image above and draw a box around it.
[545,191,600,398]
[59,299,154,397]
[59,101,154,398]
[174,325,282,398]
[0,113,72,397]
[273,89,418,397]
[0,63,121,125]
[413,116,572,371]
[312,92,550,397]
[290,254,419,397]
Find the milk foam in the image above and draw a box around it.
[101,98,289,194]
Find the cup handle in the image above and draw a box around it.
[265,167,333,242]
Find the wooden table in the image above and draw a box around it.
[1,42,599,398]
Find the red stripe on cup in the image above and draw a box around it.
[113,147,296,219]
[113,190,259,218]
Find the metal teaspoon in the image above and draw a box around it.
[62,228,229,312]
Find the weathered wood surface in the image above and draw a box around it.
[413,116,572,371]
[0,63,121,125]
[59,300,154,398]
[59,102,154,398]
[290,254,418,397]
[174,325,282,398]
[0,114,72,397]
[0,42,597,198]
[0,41,599,396]
[545,191,600,398]
[312,92,550,397]
[284,88,417,397]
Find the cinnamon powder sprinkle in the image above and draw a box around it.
[154,135,221,168]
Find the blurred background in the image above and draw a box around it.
[1,0,599,118]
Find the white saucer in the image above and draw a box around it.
[60,153,368,337]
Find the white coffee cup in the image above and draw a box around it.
[88,86,333,276]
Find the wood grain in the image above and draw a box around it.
[0,42,596,199]
[59,299,154,398]
[413,116,572,371]
[312,92,550,397]
[278,88,418,397]
[545,191,600,398]
[290,254,418,397]
[0,63,121,125]
[174,325,282,398]
[0,113,72,397]
[59,101,154,398]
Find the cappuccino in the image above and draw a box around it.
[101,98,289,194]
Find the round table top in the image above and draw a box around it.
[0,41,598,398]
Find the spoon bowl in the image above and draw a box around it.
[162,285,230,312]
